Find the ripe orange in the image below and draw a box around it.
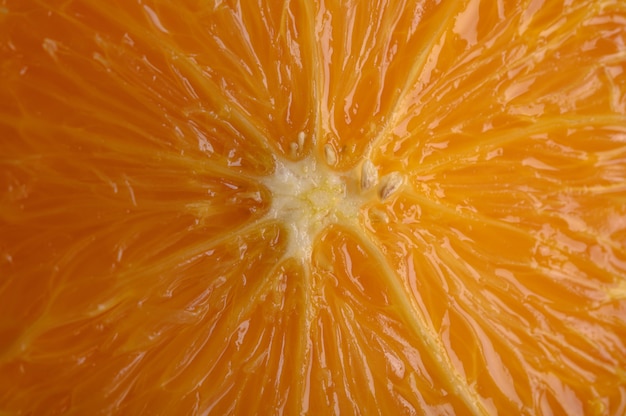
[1,0,626,414]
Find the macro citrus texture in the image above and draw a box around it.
[1,0,626,414]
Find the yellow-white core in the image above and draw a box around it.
[261,155,363,262]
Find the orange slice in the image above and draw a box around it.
[1,0,626,414]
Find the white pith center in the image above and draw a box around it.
[261,156,363,261]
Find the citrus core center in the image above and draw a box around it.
[261,155,363,262]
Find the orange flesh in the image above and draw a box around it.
[1,0,626,414]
